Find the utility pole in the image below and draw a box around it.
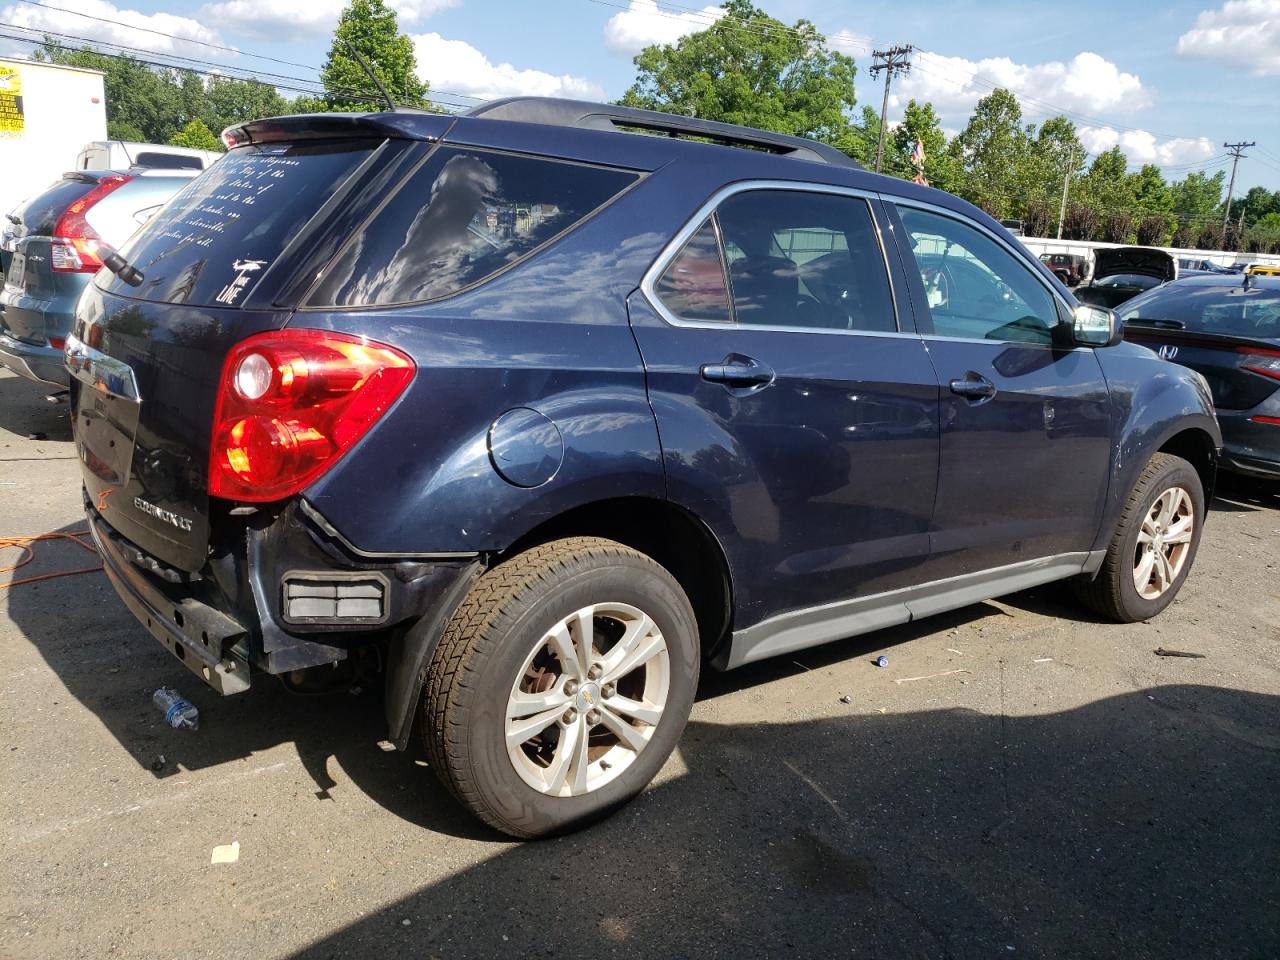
[1221,140,1255,230]
[871,45,912,174]
[1056,145,1076,240]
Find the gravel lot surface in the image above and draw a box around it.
[1,368,1277,959]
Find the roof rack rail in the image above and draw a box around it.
[465,97,862,169]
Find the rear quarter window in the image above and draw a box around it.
[305,147,638,307]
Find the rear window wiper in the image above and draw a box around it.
[99,244,145,287]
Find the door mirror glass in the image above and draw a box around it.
[1072,303,1119,346]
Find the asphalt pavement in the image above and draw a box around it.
[1,367,1277,960]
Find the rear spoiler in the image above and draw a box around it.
[222,111,455,149]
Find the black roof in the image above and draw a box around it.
[465,97,861,169]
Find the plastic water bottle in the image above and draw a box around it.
[153,687,199,730]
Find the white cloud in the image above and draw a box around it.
[1177,0,1280,76]
[1078,126,1217,167]
[200,0,457,40]
[893,50,1151,121]
[0,0,229,57]
[411,33,604,101]
[602,0,723,55]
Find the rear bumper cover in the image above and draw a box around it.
[0,331,67,387]
[1219,414,1280,479]
[88,504,253,694]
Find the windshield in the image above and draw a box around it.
[1121,281,1280,339]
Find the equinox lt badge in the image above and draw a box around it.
[133,496,194,532]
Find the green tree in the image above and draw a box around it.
[1081,146,1134,214]
[1127,163,1172,215]
[950,88,1029,218]
[320,0,428,110]
[1170,169,1226,222]
[891,99,961,193]
[170,118,222,152]
[620,0,859,151]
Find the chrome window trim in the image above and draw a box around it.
[887,195,1076,323]
[640,179,903,337]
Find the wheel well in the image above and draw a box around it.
[504,498,733,659]
[1158,428,1218,502]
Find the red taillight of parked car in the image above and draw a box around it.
[50,174,135,273]
[1251,415,1280,426]
[1239,346,1280,382]
[209,330,415,502]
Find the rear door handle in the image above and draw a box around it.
[949,374,997,401]
[700,359,775,388]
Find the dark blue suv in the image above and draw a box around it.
[68,99,1220,837]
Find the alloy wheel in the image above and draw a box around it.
[1132,486,1195,600]
[505,602,670,797]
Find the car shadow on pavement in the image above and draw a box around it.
[284,684,1279,960]
[0,372,71,441]
[1213,472,1280,512]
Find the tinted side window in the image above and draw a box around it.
[653,218,731,323]
[898,206,1058,344]
[716,190,895,332]
[309,148,637,307]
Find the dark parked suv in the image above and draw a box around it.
[68,99,1221,837]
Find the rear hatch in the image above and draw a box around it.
[2,174,101,345]
[1093,246,1176,284]
[69,119,445,571]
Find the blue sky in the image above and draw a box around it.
[3,0,1278,193]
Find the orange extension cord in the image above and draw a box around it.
[0,530,102,589]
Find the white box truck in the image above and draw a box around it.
[0,56,107,220]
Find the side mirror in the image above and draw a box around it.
[1072,303,1121,347]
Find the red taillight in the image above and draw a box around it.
[1251,415,1280,426]
[209,330,415,502]
[1238,345,1280,382]
[51,174,134,273]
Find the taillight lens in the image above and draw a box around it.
[1239,346,1280,382]
[1251,415,1280,426]
[209,330,415,502]
[51,175,134,273]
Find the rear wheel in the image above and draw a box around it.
[422,537,699,838]
[1074,453,1204,621]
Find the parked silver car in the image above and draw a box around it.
[0,169,199,386]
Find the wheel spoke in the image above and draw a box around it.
[1156,550,1174,590]
[598,707,649,753]
[568,716,591,793]
[1165,515,1194,544]
[506,704,565,747]
[546,623,585,681]
[571,607,596,676]
[543,717,580,794]
[605,694,663,726]
[602,618,663,684]
[507,687,570,721]
[1134,549,1156,591]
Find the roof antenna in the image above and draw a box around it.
[339,39,396,112]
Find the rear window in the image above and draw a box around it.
[111,140,378,306]
[305,147,638,307]
[1122,282,1280,339]
[14,175,98,236]
[135,152,204,171]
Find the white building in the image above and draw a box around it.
[0,56,106,218]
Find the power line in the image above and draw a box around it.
[583,0,1222,150]
[4,0,484,104]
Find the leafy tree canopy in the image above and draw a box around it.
[169,118,223,152]
[620,0,858,150]
[320,0,428,110]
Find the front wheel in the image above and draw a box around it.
[422,537,699,838]
[1074,453,1205,621]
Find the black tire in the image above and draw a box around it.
[1073,453,1205,622]
[422,537,699,838]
